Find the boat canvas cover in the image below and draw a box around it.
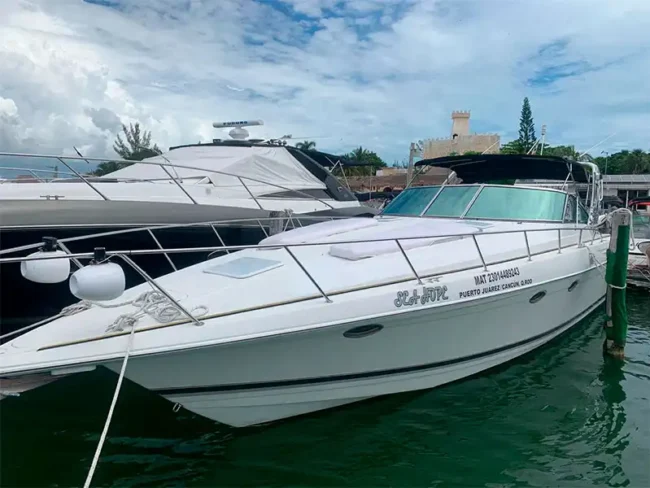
[415,154,592,183]
[103,146,326,191]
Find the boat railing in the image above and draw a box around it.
[0,214,357,273]
[0,223,608,333]
[0,167,81,182]
[0,151,339,210]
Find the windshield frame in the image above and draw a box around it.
[380,183,572,223]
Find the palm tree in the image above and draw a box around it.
[113,122,162,160]
[92,123,163,176]
[295,140,316,151]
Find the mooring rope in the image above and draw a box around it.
[104,291,209,333]
[82,318,137,488]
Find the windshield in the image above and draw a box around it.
[382,186,441,215]
[381,184,569,221]
[465,186,567,221]
[423,186,479,217]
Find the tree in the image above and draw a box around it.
[517,97,537,153]
[295,140,316,150]
[500,140,523,154]
[113,122,162,160]
[348,146,386,171]
[93,123,163,176]
[542,144,581,160]
[593,149,650,175]
[343,146,386,176]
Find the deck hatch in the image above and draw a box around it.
[203,256,283,279]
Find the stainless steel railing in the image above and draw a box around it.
[0,224,607,321]
[0,151,338,210]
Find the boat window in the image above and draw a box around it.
[578,202,589,224]
[423,186,479,217]
[382,186,441,216]
[465,187,567,221]
[564,195,577,223]
[632,211,650,238]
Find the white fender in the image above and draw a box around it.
[69,262,126,301]
[21,250,71,284]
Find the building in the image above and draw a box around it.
[422,111,500,159]
[346,171,448,192]
[375,167,408,177]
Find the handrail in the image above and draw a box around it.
[237,176,264,210]
[0,167,205,184]
[56,158,110,201]
[158,163,198,205]
[9,224,607,335]
[0,151,337,210]
[146,229,177,271]
[119,255,202,326]
[0,166,78,180]
[395,239,423,284]
[0,219,606,329]
[0,225,603,264]
[283,246,332,302]
[0,215,354,257]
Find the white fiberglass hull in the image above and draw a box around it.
[105,266,605,427]
[0,216,609,428]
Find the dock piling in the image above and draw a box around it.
[603,209,632,359]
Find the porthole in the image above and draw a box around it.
[568,280,579,292]
[529,291,547,304]
[343,324,384,339]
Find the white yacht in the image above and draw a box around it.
[0,125,376,332]
[0,154,610,428]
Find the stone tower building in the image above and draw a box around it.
[422,111,500,159]
[451,110,470,138]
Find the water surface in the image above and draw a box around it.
[1,291,649,487]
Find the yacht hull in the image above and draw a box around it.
[107,267,605,427]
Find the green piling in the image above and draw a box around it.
[603,210,631,359]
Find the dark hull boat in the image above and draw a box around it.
[0,138,376,337]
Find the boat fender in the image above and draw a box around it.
[69,262,126,301]
[21,249,71,284]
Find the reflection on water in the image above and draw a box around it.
[0,292,649,487]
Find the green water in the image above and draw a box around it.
[1,291,649,487]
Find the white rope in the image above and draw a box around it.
[105,291,208,333]
[589,250,607,279]
[1,291,209,342]
[82,319,137,488]
[58,291,208,333]
[589,248,627,289]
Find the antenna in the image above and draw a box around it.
[212,120,264,140]
[578,132,617,159]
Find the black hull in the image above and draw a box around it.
[0,200,378,338]
[0,224,270,338]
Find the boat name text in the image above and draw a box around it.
[394,286,449,308]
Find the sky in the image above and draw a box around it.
[1,0,650,168]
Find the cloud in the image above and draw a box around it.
[85,107,122,132]
[0,0,649,172]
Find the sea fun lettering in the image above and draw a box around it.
[394,285,448,308]
[458,267,533,299]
